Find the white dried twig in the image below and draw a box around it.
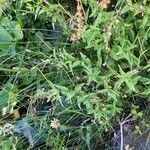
[119,113,133,150]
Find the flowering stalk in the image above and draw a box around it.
[97,0,111,9]
[70,0,84,41]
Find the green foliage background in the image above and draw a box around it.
[0,0,149,149]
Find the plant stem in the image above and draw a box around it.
[120,122,123,150]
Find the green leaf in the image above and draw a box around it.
[0,26,12,50]
[35,5,41,20]
[141,15,149,29]
[121,5,129,14]
[0,83,18,111]
[4,21,23,40]
[117,66,140,92]
[80,52,91,66]
[131,109,137,115]
[142,87,150,95]
[138,112,143,118]
[13,22,23,40]
[0,19,24,57]
[0,45,16,57]
[33,31,44,45]
[55,85,69,94]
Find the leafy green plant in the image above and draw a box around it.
[0,0,150,149]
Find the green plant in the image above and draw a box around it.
[0,0,150,149]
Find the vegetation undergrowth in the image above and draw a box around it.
[0,0,149,149]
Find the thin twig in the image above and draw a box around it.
[119,113,133,150]
[120,122,123,150]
